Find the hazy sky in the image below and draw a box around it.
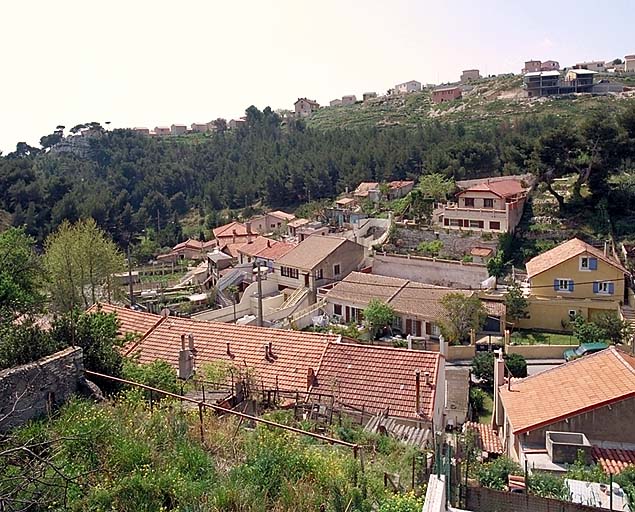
[1,0,633,153]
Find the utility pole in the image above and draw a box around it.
[255,265,264,327]
[127,243,134,306]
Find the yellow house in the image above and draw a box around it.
[517,238,629,331]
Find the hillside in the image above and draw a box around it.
[308,75,635,130]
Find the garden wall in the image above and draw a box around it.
[467,486,600,512]
[0,347,84,433]
[505,344,570,360]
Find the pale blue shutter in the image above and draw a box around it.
[569,280,575,292]
[589,258,598,270]
[554,279,559,291]
[609,282,615,295]
[593,282,599,293]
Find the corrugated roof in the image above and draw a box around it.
[499,347,635,434]
[525,238,628,278]
[276,236,354,270]
[313,342,441,420]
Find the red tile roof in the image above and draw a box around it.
[87,303,164,339]
[388,180,415,190]
[256,241,297,262]
[126,316,338,391]
[464,422,503,454]
[499,347,635,434]
[237,236,276,258]
[592,446,635,474]
[525,238,628,278]
[268,210,296,221]
[461,179,526,199]
[313,342,441,420]
[213,221,249,239]
[276,236,357,271]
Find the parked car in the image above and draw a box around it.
[564,342,609,362]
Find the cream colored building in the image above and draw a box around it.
[626,55,635,73]
[433,179,528,233]
[294,98,320,117]
[460,69,481,82]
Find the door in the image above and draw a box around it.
[304,273,310,287]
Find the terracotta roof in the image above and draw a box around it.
[525,238,628,278]
[126,316,338,391]
[483,300,506,317]
[237,236,276,258]
[353,182,379,197]
[221,242,247,259]
[295,98,319,106]
[336,197,357,206]
[256,241,297,262]
[326,272,408,307]
[325,272,477,322]
[460,179,526,199]
[268,210,295,221]
[499,347,635,434]
[592,446,635,474]
[288,218,310,229]
[388,180,415,190]
[172,238,204,251]
[471,247,493,257]
[276,236,356,271]
[465,422,504,454]
[213,221,249,239]
[87,303,164,339]
[313,342,441,420]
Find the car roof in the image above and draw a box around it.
[580,342,609,350]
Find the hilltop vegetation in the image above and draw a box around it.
[1,90,635,255]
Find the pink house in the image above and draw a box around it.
[432,86,462,104]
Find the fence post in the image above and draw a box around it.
[149,389,154,412]
[198,403,204,443]
[411,453,416,490]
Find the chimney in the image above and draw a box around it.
[604,240,608,257]
[424,371,431,386]
[267,240,271,248]
[246,222,252,243]
[407,334,413,350]
[226,342,233,358]
[493,349,505,427]
[188,333,195,350]
[263,344,272,361]
[307,367,317,390]
[232,229,237,244]
[439,334,447,358]
[178,333,195,380]
[415,369,421,413]
[268,341,275,359]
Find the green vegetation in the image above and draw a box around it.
[439,293,487,343]
[1,397,426,511]
[363,299,396,340]
[504,281,529,327]
[510,329,576,345]
[416,240,443,257]
[572,312,632,345]
[471,352,527,389]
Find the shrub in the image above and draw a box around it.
[477,456,523,490]
[469,387,487,415]
[378,491,424,512]
[472,352,527,389]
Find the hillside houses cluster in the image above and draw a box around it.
[131,118,248,136]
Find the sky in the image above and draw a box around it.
[1,0,634,153]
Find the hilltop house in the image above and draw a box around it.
[294,98,320,117]
[170,124,187,135]
[394,80,421,94]
[228,118,246,129]
[522,59,560,73]
[495,347,635,472]
[575,60,606,72]
[460,69,481,83]
[341,95,357,105]
[133,127,150,135]
[157,238,217,262]
[432,86,462,104]
[249,211,296,235]
[274,236,365,301]
[363,92,377,101]
[320,272,505,336]
[432,178,528,233]
[153,126,171,136]
[517,238,629,332]
[626,55,635,73]
[353,181,414,201]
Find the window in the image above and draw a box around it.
[580,256,597,271]
[594,281,614,294]
[333,263,341,276]
[333,304,342,316]
[483,198,494,208]
[431,324,441,337]
[280,266,299,279]
[464,198,475,207]
[489,221,501,230]
[469,220,484,228]
[316,268,324,280]
[568,309,577,320]
[450,219,463,227]
[555,279,573,292]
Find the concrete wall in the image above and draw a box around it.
[447,345,476,361]
[467,486,599,512]
[390,228,498,261]
[505,344,571,360]
[0,347,84,433]
[373,253,489,289]
[524,396,635,446]
[517,296,619,331]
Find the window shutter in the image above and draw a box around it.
[589,258,598,270]
[554,279,559,291]
[609,282,615,295]
[569,280,575,292]
[593,282,599,293]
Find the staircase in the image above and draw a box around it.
[278,286,309,310]
[364,413,431,448]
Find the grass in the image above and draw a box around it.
[478,392,494,425]
[510,329,577,345]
